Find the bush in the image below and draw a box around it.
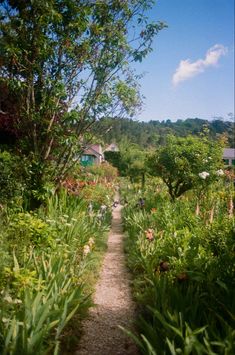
[0,151,22,205]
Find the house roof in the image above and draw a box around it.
[223,148,235,159]
[104,143,119,152]
[82,144,103,158]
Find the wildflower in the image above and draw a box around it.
[145,228,154,241]
[199,171,210,179]
[159,261,169,272]
[88,237,95,247]
[151,208,157,213]
[46,219,55,224]
[4,295,13,303]
[83,245,91,256]
[177,272,189,283]
[216,169,224,176]
[2,317,9,323]
[97,213,102,220]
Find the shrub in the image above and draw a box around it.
[0,151,22,205]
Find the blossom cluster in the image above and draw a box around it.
[83,237,95,257]
[199,171,210,179]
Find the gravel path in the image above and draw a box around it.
[75,196,138,355]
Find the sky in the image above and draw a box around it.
[134,0,234,122]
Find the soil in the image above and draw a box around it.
[75,196,139,355]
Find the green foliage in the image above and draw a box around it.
[95,117,235,148]
[104,151,122,172]
[148,134,224,200]
[110,140,149,186]
[0,252,90,355]
[121,180,235,354]
[6,212,55,251]
[0,151,22,204]
[0,183,114,353]
[0,0,165,195]
[86,162,118,182]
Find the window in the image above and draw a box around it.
[81,155,94,162]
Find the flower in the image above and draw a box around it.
[199,171,210,179]
[151,208,157,213]
[216,169,224,176]
[159,261,169,272]
[83,245,91,256]
[177,272,189,283]
[145,228,154,241]
[88,237,95,247]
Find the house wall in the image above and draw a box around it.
[223,148,235,166]
[80,144,104,166]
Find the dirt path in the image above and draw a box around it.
[75,195,138,355]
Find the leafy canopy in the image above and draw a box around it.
[0,0,166,206]
[148,134,224,200]
[0,0,165,166]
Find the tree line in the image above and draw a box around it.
[95,117,235,148]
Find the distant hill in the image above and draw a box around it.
[94,117,235,148]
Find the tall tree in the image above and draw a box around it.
[0,0,166,200]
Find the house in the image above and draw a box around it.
[80,144,104,167]
[103,143,119,152]
[223,148,235,166]
[80,142,119,167]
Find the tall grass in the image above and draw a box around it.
[0,188,112,354]
[122,180,235,354]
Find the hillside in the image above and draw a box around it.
[94,117,235,147]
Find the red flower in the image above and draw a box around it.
[145,228,154,241]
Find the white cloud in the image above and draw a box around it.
[172,44,227,86]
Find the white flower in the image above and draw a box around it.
[199,171,210,179]
[83,245,91,256]
[88,237,95,247]
[4,295,13,303]
[2,317,9,323]
[216,169,224,176]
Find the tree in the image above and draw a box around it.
[117,139,148,187]
[0,0,166,205]
[148,134,224,201]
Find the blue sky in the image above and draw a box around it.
[134,0,234,122]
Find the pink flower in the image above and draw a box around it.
[145,228,154,241]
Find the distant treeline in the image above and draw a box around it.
[95,117,234,147]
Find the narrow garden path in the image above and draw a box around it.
[75,194,138,355]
